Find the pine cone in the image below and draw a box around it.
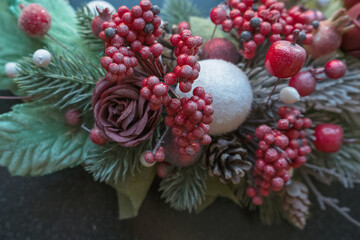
[282,180,311,230]
[158,23,177,72]
[204,137,251,184]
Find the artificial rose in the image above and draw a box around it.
[91,78,161,147]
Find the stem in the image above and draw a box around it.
[304,163,360,184]
[301,169,360,228]
[168,87,180,99]
[0,96,31,100]
[266,77,280,106]
[81,123,91,133]
[46,33,74,55]
[343,138,358,144]
[152,127,170,154]
[291,29,300,45]
[211,26,217,40]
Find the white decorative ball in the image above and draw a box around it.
[5,62,20,78]
[87,1,116,15]
[280,87,300,105]
[140,152,156,168]
[33,49,51,68]
[176,59,253,136]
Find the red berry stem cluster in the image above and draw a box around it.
[246,106,312,205]
[140,29,214,157]
[99,0,163,82]
[210,0,322,59]
[289,59,347,97]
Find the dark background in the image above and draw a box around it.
[1,0,360,239]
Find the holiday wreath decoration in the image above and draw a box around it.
[1,0,360,229]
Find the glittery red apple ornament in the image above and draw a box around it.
[314,124,343,153]
[341,3,360,58]
[265,32,306,78]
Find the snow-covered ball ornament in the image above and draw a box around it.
[5,62,20,78]
[176,59,253,135]
[87,1,116,15]
[140,151,156,168]
[33,49,51,67]
[280,87,300,104]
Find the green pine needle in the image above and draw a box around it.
[76,5,104,54]
[159,162,208,212]
[161,0,202,26]
[14,48,104,113]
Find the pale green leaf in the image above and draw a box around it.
[189,16,238,45]
[0,102,94,176]
[109,167,156,220]
[196,176,240,213]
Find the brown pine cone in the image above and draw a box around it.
[282,180,311,230]
[158,23,177,72]
[204,137,251,184]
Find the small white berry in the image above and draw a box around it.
[140,151,155,168]
[87,1,116,15]
[5,62,20,78]
[280,87,300,105]
[33,49,51,67]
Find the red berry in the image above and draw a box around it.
[91,8,112,38]
[278,119,290,129]
[18,3,52,37]
[144,151,155,164]
[275,135,289,149]
[90,128,107,145]
[210,7,227,25]
[314,124,343,153]
[271,177,284,191]
[255,125,272,139]
[252,196,263,205]
[289,71,317,97]
[65,109,81,126]
[178,21,191,31]
[264,148,279,163]
[265,40,306,78]
[222,19,234,32]
[157,163,168,178]
[324,60,347,79]
[246,187,257,198]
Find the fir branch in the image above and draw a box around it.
[85,129,160,183]
[76,5,104,54]
[258,192,283,225]
[15,48,104,113]
[301,169,360,228]
[161,0,202,26]
[159,162,208,212]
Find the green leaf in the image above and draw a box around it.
[189,16,238,45]
[0,1,42,91]
[0,102,93,176]
[196,176,240,213]
[162,0,202,26]
[108,167,156,220]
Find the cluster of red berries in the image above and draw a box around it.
[246,106,312,205]
[140,29,214,156]
[210,0,321,59]
[165,87,213,156]
[141,76,171,110]
[168,30,203,92]
[98,0,163,81]
[144,146,165,164]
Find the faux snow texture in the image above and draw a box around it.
[176,59,253,135]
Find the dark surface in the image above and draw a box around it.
[1,0,360,239]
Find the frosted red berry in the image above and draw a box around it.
[18,3,52,37]
[324,60,347,79]
[210,7,227,25]
[314,124,343,153]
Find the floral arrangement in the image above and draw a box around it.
[1,0,360,229]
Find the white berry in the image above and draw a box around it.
[280,87,300,104]
[140,152,155,168]
[5,62,20,78]
[176,59,253,136]
[33,49,51,67]
[87,1,116,15]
